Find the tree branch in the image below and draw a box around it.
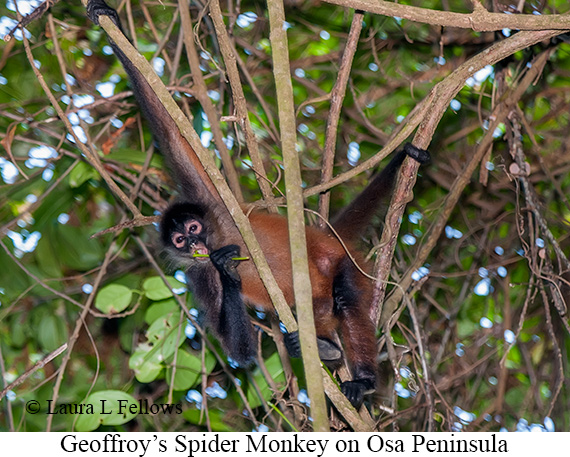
[266,0,328,432]
[321,0,570,32]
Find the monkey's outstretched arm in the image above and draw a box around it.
[88,0,257,366]
[86,0,217,204]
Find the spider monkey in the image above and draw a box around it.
[86,0,430,409]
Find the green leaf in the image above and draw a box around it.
[166,349,216,391]
[95,284,133,313]
[129,343,163,383]
[10,313,27,348]
[145,299,179,324]
[128,312,185,382]
[106,149,164,168]
[56,225,104,271]
[146,311,185,357]
[183,409,233,432]
[69,161,99,188]
[37,313,68,352]
[75,390,138,431]
[35,227,63,277]
[143,276,185,301]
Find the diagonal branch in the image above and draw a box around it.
[377,48,555,329]
[318,11,364,225]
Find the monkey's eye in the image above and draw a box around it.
[185,220,202,235]
[171,233,186,249]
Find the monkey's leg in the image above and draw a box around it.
[333,264,377,409]
[283,295,343,363]
[283,331,342,363]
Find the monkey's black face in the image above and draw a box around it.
[169,218,209,261]
[160,202,210,265]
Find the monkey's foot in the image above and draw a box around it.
[340,378,375,409]
[283,331,343,363]
[86,0,121,28]
[403,143,430,164]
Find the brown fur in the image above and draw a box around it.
[238,212,377,373]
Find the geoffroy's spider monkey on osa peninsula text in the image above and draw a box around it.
[86,0,430,409]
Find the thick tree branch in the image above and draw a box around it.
[321,0,570,31]
[266,0,328,432]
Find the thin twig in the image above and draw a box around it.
[318,11,363,225]
[0,344,68,401]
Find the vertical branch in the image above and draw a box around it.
[406,296,434,431]
[266,0,329,431]
[208,0,275,204]
[318,11,363,226]
[0,343,14,431]
[372,153,423,325]
[539,282,564,417]
[178,0,244,202]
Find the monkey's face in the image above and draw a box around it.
[168,218,210,262]
[160,202,211,268]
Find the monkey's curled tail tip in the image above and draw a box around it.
[404,143,431,165]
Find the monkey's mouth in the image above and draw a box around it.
[191,244,209,261]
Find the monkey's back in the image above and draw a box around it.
[238,212,370,311]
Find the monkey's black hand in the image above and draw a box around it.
[340,378,375,409]
[86,0,122,29]
[284,331,343,363]
[403,143,430,165]
[283,331,301,358]
[210,245,241,284]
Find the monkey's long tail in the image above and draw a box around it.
[331,144,429,242]
[331,149,407,241]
